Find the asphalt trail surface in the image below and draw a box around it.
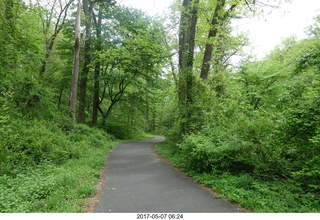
[94,136,241,213]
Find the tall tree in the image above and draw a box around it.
[199,0,239,80]
[91,0,116,125]
[68,0,81,120]
[178,0,199,138]
[91,2,103,125]
[36,0,72,76]
[78,0,94,124]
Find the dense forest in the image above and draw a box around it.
[0,0,320,212]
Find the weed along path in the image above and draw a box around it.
[94,136,241,213]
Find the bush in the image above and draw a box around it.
[97,117,136,140]
[177,107,293,177]
[0,121,118,212]
[0,93,17,175]
[68,124,115,143]
[0,119,71,175]
[178,133,254,174]
[278,97,320,193]
[12,76,58,120]
[156,138,320,212]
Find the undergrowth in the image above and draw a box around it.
[155,140,320,213]
[0,122,119,212]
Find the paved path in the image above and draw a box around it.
[94,136,241,213]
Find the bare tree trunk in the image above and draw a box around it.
[68,0,81,121]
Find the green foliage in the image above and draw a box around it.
[14,76,58,119]
[0,1,167,212]
[0,92,16,175]
[277,97,320,193]
[97,115,140,140]
[159,22,320,211]
[0,162,57,212]
[2,0,320,213]
[68,123,115,144]
[155,141,320,212]
[0,123,118,212]
[306,14,320,39]
[178,133,251,173]
[296,47,320,73]
[177,106,288,176]
[0,1,43,85]
[0,119,70,175]
[155,140,185,169]
[192,172,320,212]
[91,5,167,122]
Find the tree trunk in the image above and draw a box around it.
[78,0,93,124]
[92,6,102,125]
[38,0,72,76]
[178,0,199,138]
[200,1,238,81]
[68,0,81,120]
[200,0,226,80]
[145,89,149,132]
[163,35,178,88]
[104,100,117,119]
[92,62,100,125]
[151,111,156,132]
[39,34,56,76]
[98,100,117,126]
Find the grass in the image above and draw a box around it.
[154,140,320,213]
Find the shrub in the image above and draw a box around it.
[97,117,133,139]
[178,133,254,174]
[0,119,70,175]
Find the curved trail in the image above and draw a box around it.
[94,136,241,213]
